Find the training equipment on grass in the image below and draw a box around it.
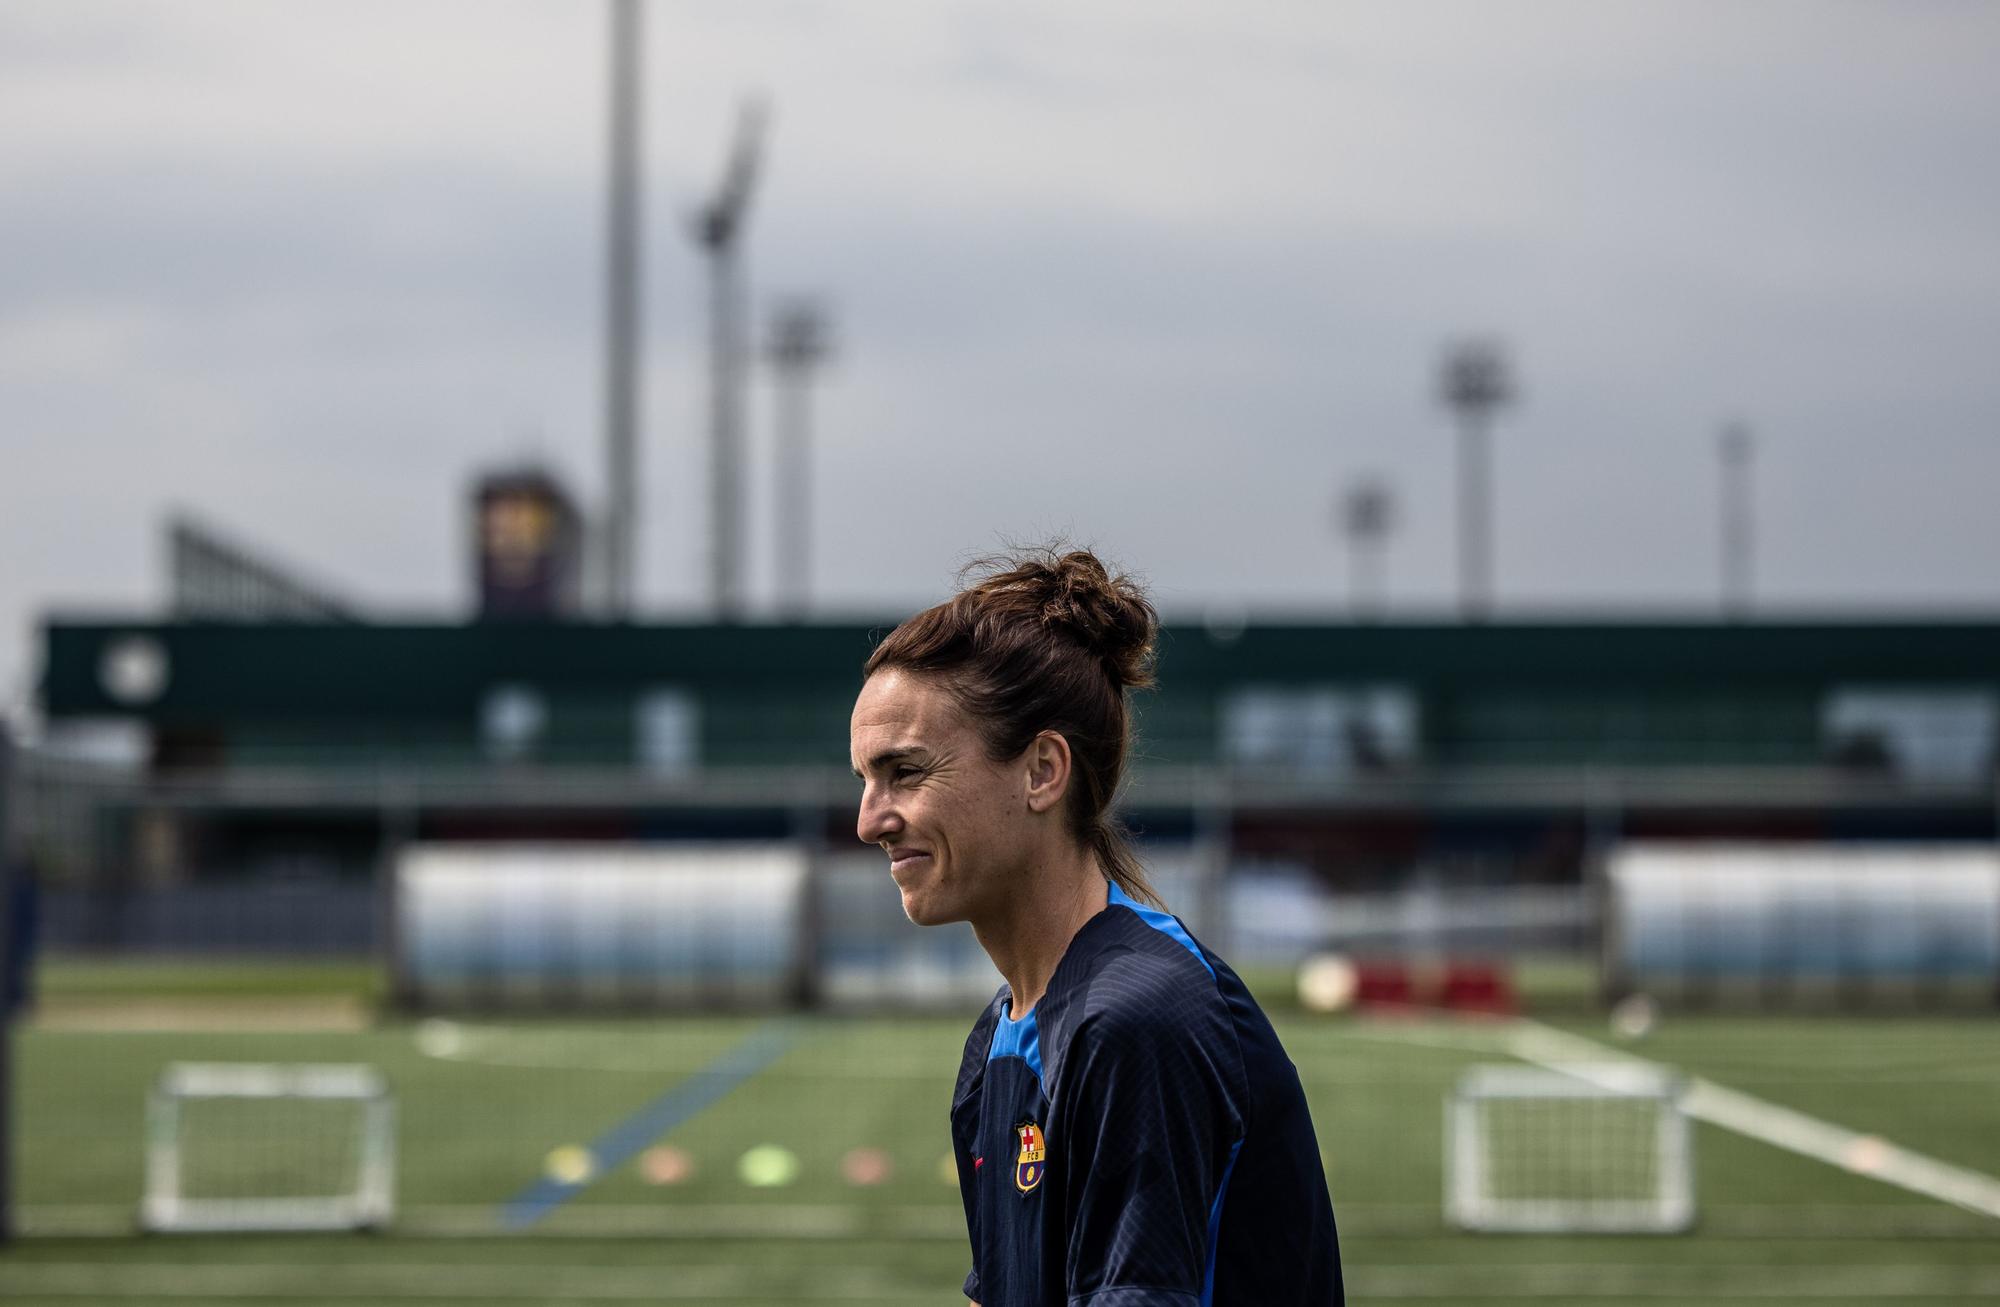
[1446,1063,1693,1234]
[840,1146,892,1186]
[737,1144,799,1187]
[394,843,805,1009]
[1296,952,1358,1013]
[1605,842,2000,1007]
[544,1145,596,1185]
[394,845,1207,1013]
[1609,993,1658,1041]
[412,1018,466,1058]
[639,1145,693,1185]
[142,1062,394,1233]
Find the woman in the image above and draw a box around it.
[850,548,1343,1306]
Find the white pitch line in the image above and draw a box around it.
[1322,1017,1518,1055]
[414,1022,956,1078]
[1507,1019,2000,1223]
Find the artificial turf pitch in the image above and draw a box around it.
[7,962,2000,1305]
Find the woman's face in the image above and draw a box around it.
[850,668,1035,928]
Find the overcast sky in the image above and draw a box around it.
[5,1,1999,716]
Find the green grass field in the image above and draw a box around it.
[7,958,2000,1305]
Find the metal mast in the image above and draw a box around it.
[694,100,766,621]
[1720,421,1755,620]
[0,722,12,1245]
[1439,339,1514,622]
[766,299,833,619]
[601,0,643,618]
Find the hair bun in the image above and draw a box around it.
[867,544,1168,907]
[971,547,1158,690]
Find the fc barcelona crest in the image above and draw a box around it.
[1014,1121,1046,1194]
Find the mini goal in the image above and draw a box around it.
[142,1063,395,1233]
[1446,1063,1693,1233]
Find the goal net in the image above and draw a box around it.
[1446,1063,1693,1233]
[142,1063,394,1232]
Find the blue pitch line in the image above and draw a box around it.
[500,1020,799,1230]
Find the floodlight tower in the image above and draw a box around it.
[693,99,767,622]
[766,299,834,619]
[1439,338,1515,622]
[600,0,644,618]
[0,721,12,1245]
[1338,477,1395,620]
[1719,421,1755,620]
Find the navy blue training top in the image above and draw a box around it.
[949,883,1343,1307]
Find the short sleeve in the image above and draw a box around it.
[1056,1002,1244,1307]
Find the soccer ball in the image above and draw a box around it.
[1610,994,1659,1042]
[1296,952,1359,1014]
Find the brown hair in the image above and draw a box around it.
[863,546,1164,907]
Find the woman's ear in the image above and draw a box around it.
[1023,730,1073,815]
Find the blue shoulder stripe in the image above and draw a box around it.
[1201,1137,1246,1305]
[1108,881,1217,980]
[986,1005,1044,1085]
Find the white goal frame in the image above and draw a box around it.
[142,1062,395,1233]
[1446,1063,1694,1234]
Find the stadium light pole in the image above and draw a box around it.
[601,0,643,618]
[1439,339,1514,623]
[1338,477,1394,620]
[0,721,12,1245]
[1720,421,1754,621]
[766,299,833,620]
[693,100,767,622]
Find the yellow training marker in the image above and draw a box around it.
[545,1145,597,1186]
[738,1144,800,1188]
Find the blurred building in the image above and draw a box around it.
[23,617,2000,957]
[169,514,357,622]
[471,467,584,620]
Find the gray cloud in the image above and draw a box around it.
[6,0,2000,716]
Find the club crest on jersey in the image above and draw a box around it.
[1014,1121,1046,1194]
